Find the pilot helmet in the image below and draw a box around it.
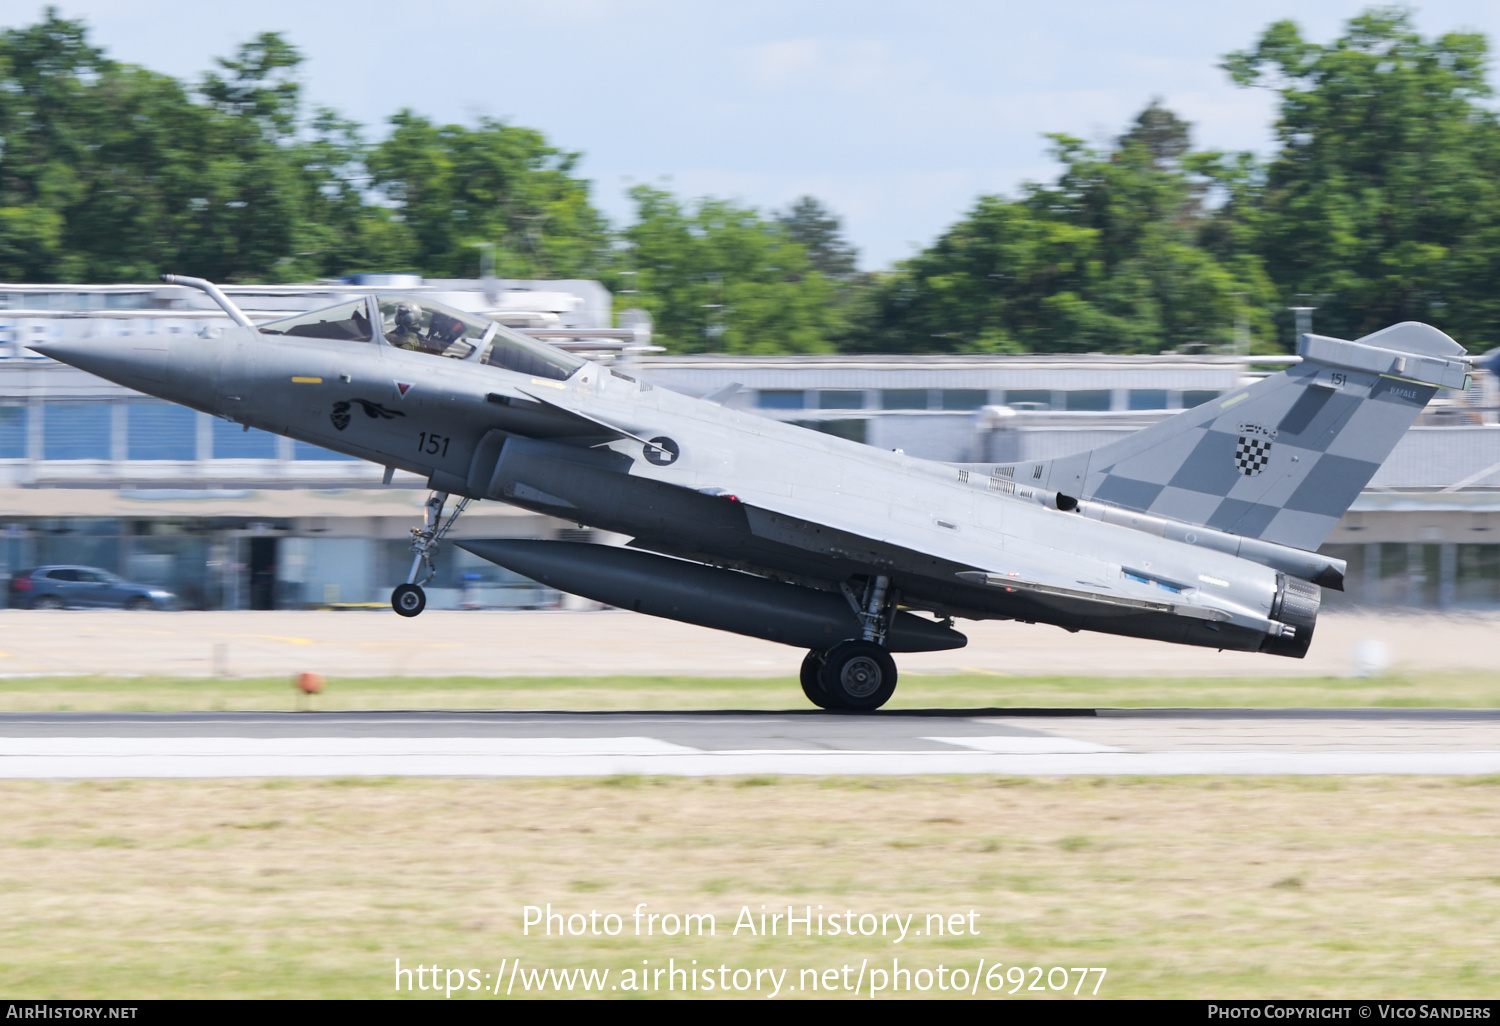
[395,302,424,332]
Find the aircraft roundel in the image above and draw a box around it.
[643,436,680,466]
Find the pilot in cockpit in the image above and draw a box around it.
[387,301,438,353]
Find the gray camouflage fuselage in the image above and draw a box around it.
[31,298,1472,661]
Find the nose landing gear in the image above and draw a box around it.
[390,490,472,617]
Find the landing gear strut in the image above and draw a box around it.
[803,575,900,711]
[390,490,472,617]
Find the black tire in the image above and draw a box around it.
[391,583,426,617]
[126,596,152,611]
[31,595,61,610]
[819,640,898,712]
[799,650,835,709]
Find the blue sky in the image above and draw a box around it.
[25,1,1500,269]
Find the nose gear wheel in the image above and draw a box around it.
[390,490,473,617]
[391,583,426,617]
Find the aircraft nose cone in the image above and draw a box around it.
[29,335,170,388]
[28,335,107,369]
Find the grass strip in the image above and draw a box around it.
[1,776,1496,998]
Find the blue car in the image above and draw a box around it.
[7,566,176,610]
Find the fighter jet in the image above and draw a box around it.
[31,275,1471,710]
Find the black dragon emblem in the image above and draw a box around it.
[331,398,406,431]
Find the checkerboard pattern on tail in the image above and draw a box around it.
[985,322,1470,554]
[1234,437,1272,476]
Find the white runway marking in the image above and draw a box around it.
[927,735,1121,754]
[0,736,697,757]
[2,735,1499,777]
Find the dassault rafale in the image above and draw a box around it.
[31,275,1471,710]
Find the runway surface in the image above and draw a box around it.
[3,708,1497,777]
[2,607,1499,678]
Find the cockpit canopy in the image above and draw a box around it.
[256,295,584,381]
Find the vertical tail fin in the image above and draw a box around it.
[1010,323,1469,552]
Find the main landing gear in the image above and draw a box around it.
[801,575,901,712]
[390,490,472,617]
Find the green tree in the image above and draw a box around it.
[366,112,612,281]
[179,34,320,282]
[200,32,302,139]
[0,11,370,283]
[0,8,125,279]
[0,11,617,286]
[1222,7,1500,345]
[846,106,1273,354]
[14,4,1500,359]
[776,196,859,280]
[287,109,411,278]
[622,185,839,353]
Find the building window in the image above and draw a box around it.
[1373,542,1409,605]
[757,390,805,410]
[1128,389,1169,410]
[940,389,988,411]
[212,419,279,459]
[880,389,928,410]
[127,403,197,461]
[1004,389,1051,410]
[32,518,122,572]
[1414,543,1442,606]
[1456,544,1500,605]
[796,419,867,444]
[817,390,866,410]
[44,403,112,460]
[1183,390,1222,409]
[1371,542,1441,606]
[0,405,24,459]
[1065,390,1112,412]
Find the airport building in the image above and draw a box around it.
[2,279,1498,610]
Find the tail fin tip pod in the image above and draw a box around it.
[1006,322,1469,554]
